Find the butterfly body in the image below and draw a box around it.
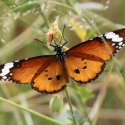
[55,45,66,62]
[0,28,125,94]
[54,44,69,85]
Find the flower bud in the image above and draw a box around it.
[45,16,63,44]
[49,95,63,112]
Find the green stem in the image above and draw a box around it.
[65,88,78,125]
[71,81,92,125]
[0,97,64,125]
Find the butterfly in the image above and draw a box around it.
[0,28,125,94]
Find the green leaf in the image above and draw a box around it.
[71,86,94,101]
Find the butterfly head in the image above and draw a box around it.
[54,45,62,51]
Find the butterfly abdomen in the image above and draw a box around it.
[61,62,69,83]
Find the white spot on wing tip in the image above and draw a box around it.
[105,32,113,37]
[2,76,7,79]
[0,70,10,76]
[15,60,19,62]
[118,42,123,46]
[105,31,123,43]
[0,63,13,76]
[112,38,123,42]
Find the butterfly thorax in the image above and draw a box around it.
[55,45,66,62]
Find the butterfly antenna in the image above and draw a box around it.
[35,38,56,48]
[61,24,67,47]
[59,38,62,46]
[34,38,45,44]
[62,24,66,38]
[50,43,55,48]
[62,39,67,47]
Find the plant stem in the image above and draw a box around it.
[71,81,92,125]
[0,97,64,125]
[92,60,114,125]
[65,88,78,125]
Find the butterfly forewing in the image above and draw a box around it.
[66,53,106,83]
[67,28,125,61]
[0,56,55,83]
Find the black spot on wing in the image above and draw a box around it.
[48,77,52,80]
[73,61,106,84]
[83,66,87,69]
[74,69,80,74]
[56,75,61,80]
[45,69,48,72]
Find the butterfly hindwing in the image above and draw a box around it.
[31,60,68,94]
[67,28,125,61]
[66,53,106,83]
[0,56,68,93]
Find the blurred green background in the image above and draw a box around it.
[0,0,125,125]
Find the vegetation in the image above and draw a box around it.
[0,0,125,125]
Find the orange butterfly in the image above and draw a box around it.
[0,28,125,94]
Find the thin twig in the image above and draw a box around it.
[65,88,78,125]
